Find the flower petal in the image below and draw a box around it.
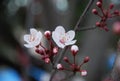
[66,30,75,41]
[65,40,76,46]
[31,31,42,46]
[52,31,65,48]
[30,28,38,36]
[55,26,65,35]
[24,44,34,48]
[24,35,30,43]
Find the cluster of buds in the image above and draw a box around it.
[35,30,59,64]
[57,45,90,76]
[92,0,120,31]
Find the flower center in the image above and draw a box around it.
[29,35,35,42]
[60,36,67,44]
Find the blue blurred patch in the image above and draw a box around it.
[0,68,21,81]
[107,53,116,69]
[28,66,47,81]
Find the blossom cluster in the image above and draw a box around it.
[23,26,76,63]
[23,26,89,76]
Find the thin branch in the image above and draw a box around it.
[76,26,97,31]
[49,0,95,81]
[50,69,58,81]
[50,47,68,81]
[74,0,95,31]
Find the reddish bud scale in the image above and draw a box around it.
[96,1,102,8]
[92,9,98,15]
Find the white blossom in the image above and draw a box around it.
[52,26,76,48]
[24,28,42,48]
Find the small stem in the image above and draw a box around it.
[100,7,106,16]
[40,43,46,50]
[49,47,68,81]
[50,69,58,81]
[79,62,84,68]
[74,0,95,31]
[97,13,103,18]
[74,56,75,64]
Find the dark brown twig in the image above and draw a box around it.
[76,26,97,31]
[49,0,95,81]
[74,0,95,31]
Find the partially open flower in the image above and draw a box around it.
[81,70,87,76]
[71,45,79,56]
[52,26,76,48]
[57,64,64,70]
[24,28,42,48]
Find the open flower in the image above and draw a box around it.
[52,26,76,48]
[24,28,42,48]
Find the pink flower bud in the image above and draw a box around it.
[53,47,58,54]
[96,1,102,8]
[35,49,44,55]
[96,22,101,27]
[63,57,69,62]
[84,56,90,63]
[109,4,114,9]
[81,70,87,76]
[71,45,79,56]
[114,10,119,15]
[45,58,50,64]
[92,9,98,15]
[44,30,51,39]
[103,27,109,32]
[57,64,64,70]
